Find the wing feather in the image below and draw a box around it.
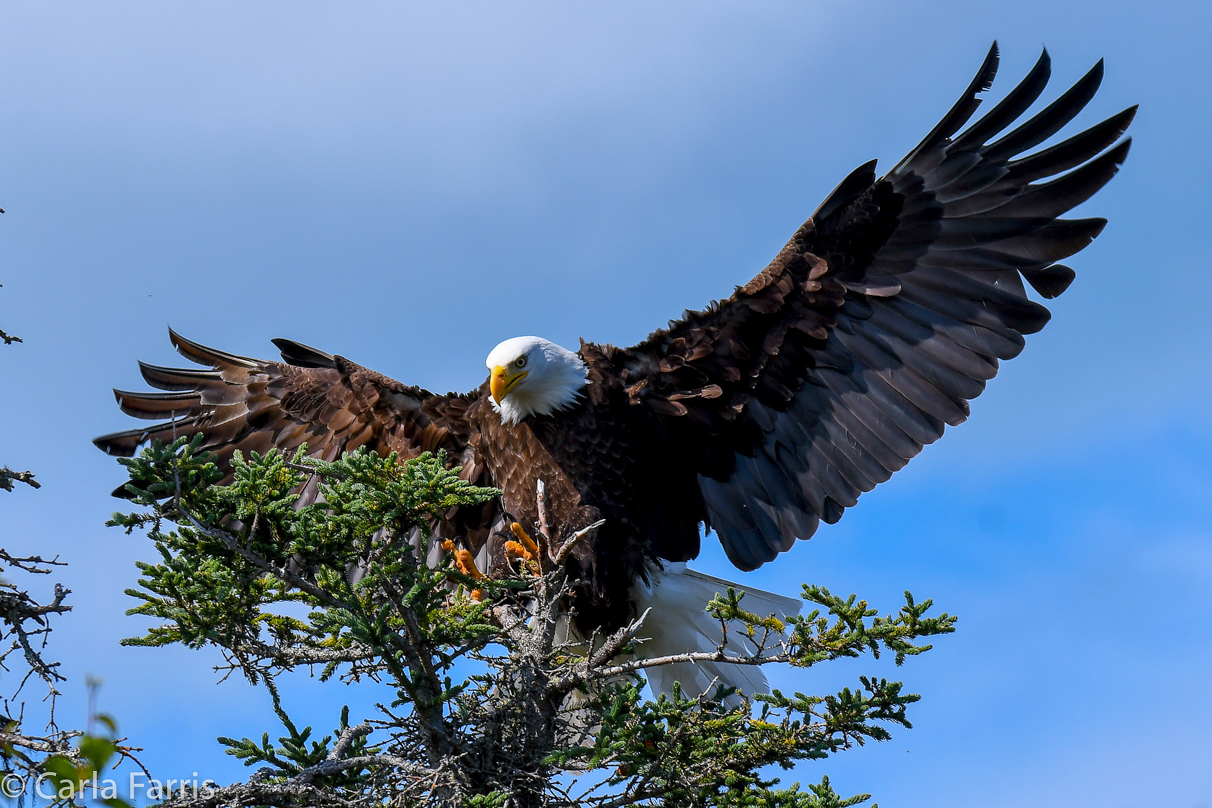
[95,330,483,509]
[619,45,1131,569]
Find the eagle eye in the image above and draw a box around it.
[515,356,527,369]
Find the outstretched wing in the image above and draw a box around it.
[94,330,488,512]
[620,44,1134,570]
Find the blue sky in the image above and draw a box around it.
[0,1,1209,805]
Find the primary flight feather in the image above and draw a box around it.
[95,44,1134,697]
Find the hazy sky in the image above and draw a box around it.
[1,2,1209,806]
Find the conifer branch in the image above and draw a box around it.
[105,438,952,807]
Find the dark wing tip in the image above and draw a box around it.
[1022,264,1076,299]
[92,427,145,457]
[137,360,221,391]
[811,159,879,223]
[272,338,337,369]
[1102,135,1134,174]
[1117,105,1139,134]
[978,41,1000,92]
[892,43,1003,175]
[168,327,258,369]
[112,389,201,419]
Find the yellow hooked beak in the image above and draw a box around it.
[490,365,528,404]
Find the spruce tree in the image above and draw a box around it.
[105,438,954,807]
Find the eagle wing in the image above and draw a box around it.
[94,330,489,527]
[620,44,1135,570]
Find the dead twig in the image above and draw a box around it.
[0,467,39,491]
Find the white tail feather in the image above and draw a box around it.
[629,563,801,703]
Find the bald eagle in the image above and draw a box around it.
[95,45,1133,698]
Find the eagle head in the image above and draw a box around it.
[485,336,588,425]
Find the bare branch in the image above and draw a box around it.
[554,520,605,567]
[0,467,39,491]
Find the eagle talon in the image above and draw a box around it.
[504,539,540,574]
[508,522,542,572]
[442,539,486,601]
[503,539,530,562]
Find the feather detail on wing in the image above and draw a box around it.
[94,329,486,511]
[620,43,1133,570]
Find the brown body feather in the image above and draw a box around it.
[96,44,1133,632]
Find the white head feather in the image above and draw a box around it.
[485,336,589,425]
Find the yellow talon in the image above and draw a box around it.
[504,540,530,561]
[442,539,485,600]
[510,522,540,559]
[506,522,543,573]
[454,549,484,580]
